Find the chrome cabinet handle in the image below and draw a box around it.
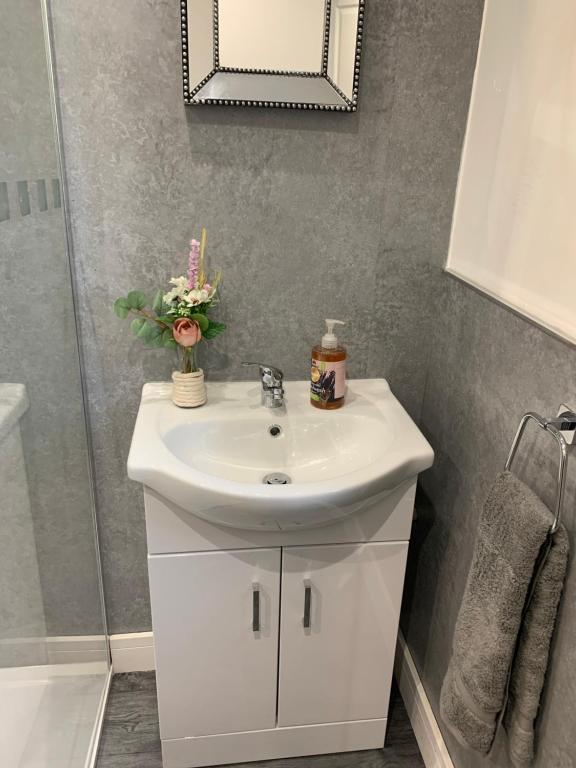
[252,583,260,632]
[303,580,312,629]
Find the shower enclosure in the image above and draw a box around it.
[0,0,110,766]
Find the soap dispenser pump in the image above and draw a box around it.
[310,319,347,410]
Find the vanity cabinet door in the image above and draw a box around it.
[277,542,408,727]
[148,548,281,739]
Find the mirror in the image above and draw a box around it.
[181,0,365,111]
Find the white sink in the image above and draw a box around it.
[128,379,433,530]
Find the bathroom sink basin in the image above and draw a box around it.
[128,379,433,530]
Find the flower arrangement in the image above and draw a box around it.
[113,228,225,405]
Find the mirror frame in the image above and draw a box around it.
[180,0,365,111]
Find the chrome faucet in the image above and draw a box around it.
[242,362,284,408]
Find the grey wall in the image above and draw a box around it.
[48,0,576,761]
[51,0,484,633]
[402,278,576,767]
[0,0,105,637]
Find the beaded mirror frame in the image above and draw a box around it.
[180,0,365,111]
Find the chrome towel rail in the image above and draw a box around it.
[505,407,576,535]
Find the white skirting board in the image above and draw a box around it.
[47,635,109,665]
[110,631,155,673]
[0,635,109,666]
[109,630,451,768]
[394,631,454,768]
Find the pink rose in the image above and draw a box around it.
[173,318,202,347]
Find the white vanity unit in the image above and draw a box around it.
[129,379,433,768]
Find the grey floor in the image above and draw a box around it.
[96,672,425,768]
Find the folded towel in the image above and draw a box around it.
[504,525,568,766]
[440,471,568,760]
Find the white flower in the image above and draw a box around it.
[184,288,210,306]
[169,276,188,291]
[163,275,188,304]
[163,288,178,303]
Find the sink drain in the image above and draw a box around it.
[263,472,292,485]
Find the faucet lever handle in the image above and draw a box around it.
[242,361,284,386]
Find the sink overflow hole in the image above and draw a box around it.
[263,472,292,485]
[268,424,282,438]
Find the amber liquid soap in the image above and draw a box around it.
[310,319,347,410]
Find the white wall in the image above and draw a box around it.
[446,0,576,344]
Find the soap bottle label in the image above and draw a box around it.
[310,359,346,403]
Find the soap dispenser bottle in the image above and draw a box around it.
[310,319,347,410]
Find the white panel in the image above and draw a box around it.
[278,542,408,727]
[161,718,388,768]
[149,549,280,739]
[447,0,576,344]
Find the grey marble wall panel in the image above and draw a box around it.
[0,208,105,636]
[50,0,483,632]
[0,0,105,637]
[403,277,576,767]
[0,0,55,183]
[53,0,481,632]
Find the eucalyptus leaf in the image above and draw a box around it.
[127,290,147,310]
[138,321,156,339]
[152,289,163,313]
[144,324,163,341]
[148,332,164,349]
[189,313,210,333]
[162,328,178,349]
[113,297,130,319]
[131,317,147,336]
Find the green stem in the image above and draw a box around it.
[181,347,190,374]
[179,346,199,374]
[134,308,170,329]
[179,345,199,374]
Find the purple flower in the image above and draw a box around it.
[188,239,200,289]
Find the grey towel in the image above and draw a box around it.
[440,471,569,762]
[504,526,568,766]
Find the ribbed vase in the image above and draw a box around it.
[171,369,207,408]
